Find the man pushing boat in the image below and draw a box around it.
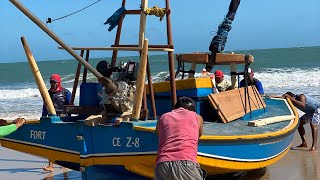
[283,92,320,151]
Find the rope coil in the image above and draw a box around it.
[144,5,167,21]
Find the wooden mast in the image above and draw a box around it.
[21,37,56,116]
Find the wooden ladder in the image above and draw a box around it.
[67,0,177,119]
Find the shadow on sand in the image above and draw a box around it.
[206,167,267,180]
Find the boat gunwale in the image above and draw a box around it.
[132,98,299,141]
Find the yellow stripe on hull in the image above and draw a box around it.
[81,155,156,178]
[198,146,290,175]
[0,140,79,163]
[146,78,212,94]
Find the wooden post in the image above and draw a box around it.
[21,36,56,116]
[111,0,127,67]
[83,50,90,83]
[139,0,148,47]
[132,39,149,120]
[230,63,237,89]
[71,50,84,105]
[165,0,177,107]
[188,63,197,78]
[146,57,157,119]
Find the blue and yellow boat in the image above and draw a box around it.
[0,77,298,179]
[1,0,299,179]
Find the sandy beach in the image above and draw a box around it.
[0,147,81,179]
[260,129,320,180]
[1,129,319,180]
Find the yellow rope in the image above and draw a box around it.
[144,5,167,21]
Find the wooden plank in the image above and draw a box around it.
[176,53,254,65]
[208,86,266,123]
[115,111,132,126]
[248,115,295,127]
[176,53,209,64]
[111,44,174,48]
[214,53,254,65]
[58,46,173,52]
[84,111,108,126]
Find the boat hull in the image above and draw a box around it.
[0,115,297,179]
[0,79,299,179]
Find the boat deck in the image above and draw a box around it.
[132,98,295,136]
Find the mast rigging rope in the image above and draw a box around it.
[46,0,102,24]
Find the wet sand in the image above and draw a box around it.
[0,148,81,179]
[261,129,320,180]
[0,129,319,179]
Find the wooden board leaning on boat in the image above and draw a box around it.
[208,87,294,127]
[208,86,266,123]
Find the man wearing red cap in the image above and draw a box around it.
[240,68,264,95]
[42,74,71,116]
[42,74,71,172]
[211,70,233,93]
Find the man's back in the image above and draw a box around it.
[156,108,199,164]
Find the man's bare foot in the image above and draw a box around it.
[297,142,308,148]
[309,146,317,151]
[43,166,54,172]
[14,118,26,128]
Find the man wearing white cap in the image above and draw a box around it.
[239,68,264,95]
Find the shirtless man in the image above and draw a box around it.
[283,92,320,151]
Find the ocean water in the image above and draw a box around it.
[0,46,319,120]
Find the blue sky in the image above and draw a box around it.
[0,0,319,63]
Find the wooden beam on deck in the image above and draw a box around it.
[176,53,254,65]
[58,46,173,52]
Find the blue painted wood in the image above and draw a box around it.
[82,165,148,180]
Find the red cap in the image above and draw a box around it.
[214,70,224,78]
[50,74,61,83]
